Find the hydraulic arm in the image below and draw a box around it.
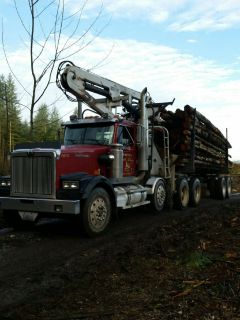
[57,61,143,118]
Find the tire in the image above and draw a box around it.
[81,187,112,237]
[164,179,173,210]
[216,177,227,200]
[150,179,166,213]
[226,177,232,198]
[174,177,189,210]
[189,178,201,207]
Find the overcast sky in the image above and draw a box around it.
[0,0,240,160]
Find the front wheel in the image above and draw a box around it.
[81,187,112,237]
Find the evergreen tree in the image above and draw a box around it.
[33,104,61,142]
[0,75,62,174]
[0,75,6,172]
[6,74,23,150]
[0,74,22,174]
[48,106,61,141]
[33,104,49,141]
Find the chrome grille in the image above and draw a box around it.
[11,151,56,198]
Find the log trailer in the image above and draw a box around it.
[0,61,232,236]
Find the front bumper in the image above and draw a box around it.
[0,197,80,215]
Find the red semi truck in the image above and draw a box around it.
[0,62,231,236]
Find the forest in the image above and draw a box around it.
[0,74,62,175]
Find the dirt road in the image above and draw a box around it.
[0,195,240,320]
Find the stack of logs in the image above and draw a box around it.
[160,105,231,174]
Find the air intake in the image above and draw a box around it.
[11,151,56,199]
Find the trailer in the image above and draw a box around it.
[0,61,231,236]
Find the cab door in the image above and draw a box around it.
[117,125,137,176]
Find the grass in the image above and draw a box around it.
[184,251,213,269]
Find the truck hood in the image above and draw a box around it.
[56,145,112,184]
[60,144,111,157]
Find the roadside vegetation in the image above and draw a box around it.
[0,75,61,174]
[230,162,240,174]
[230,163,240,193]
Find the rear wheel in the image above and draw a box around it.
[164,179,173,210]
[189,178,201,207]
[82,187,112,237]
[174,177,189,209]
[150,179,166,213]
[216,177,227,200]
[226,177,232,198]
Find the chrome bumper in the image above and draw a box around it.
[0,197,80,215]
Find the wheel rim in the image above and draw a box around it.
[89,196,108,231]
[181,186,189,207]
[156,184,166,207]
[221,179,227,198]
[194,184,201,203]
[227,178,232,197]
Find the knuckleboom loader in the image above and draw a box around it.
[0,61,231,236]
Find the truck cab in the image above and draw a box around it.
[60,117,138,179]
[0,114,152,237]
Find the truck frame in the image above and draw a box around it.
[0,61,231,236]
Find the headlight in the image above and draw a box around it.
[0,179,11,187]
[98,153,115,163]
[62,181,79,189]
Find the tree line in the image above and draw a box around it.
[0,74,62,174]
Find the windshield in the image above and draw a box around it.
[64,124,114,146]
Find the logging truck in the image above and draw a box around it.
[0,62,231,236]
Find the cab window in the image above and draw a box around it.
[117,126,134,146]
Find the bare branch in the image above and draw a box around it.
[33,1,65,63]
[35,7,110,77]
[45,93,66,109]
[29,0,37,85]
[3,0,111,135]
[34,63,56,104]
[13,0,30,38]
[59,16,111,61]
[89,43,115,71]
[18,102,31,112]
[34,0,64,87]
[53,0,61,52]
[60,0,88,49]
[63,1,87,22]
[14,0,43,50]
[35,0,55,18]
[1,20,31,97]
[29,0,38,132]
[32,25,52,64]
[58,2,104,56]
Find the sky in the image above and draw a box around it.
[0,0,240,160]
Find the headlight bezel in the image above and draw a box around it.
[0,178,11,187]
[62,180,80,190]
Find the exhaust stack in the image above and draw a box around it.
[138,87,149,172]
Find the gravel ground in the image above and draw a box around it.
[0,177,240,320]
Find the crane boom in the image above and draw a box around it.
[59,62,144,118]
